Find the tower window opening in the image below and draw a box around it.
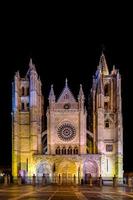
[105,119,110,128]
[104,84,109,96]
[106,144,113,152]
[21,102,25,111]
[27,102,29,110]
[26,87,29,96]
[104,102,109,110]
[107,159,108,172]
[21,87,25,96]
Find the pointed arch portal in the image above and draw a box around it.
[83,160,98,183]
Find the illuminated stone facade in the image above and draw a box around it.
[12,54,123,183]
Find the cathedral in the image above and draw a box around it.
[12,53,123,184]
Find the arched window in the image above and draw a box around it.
[68,147,72,155]
[27,102,29,111]
[21,87,25,96]
[56,147,60,155]
[104,84,109,96]
[105,119,110,128]
[62,147,66,155]
[75,147,78,154]
[74,147,78,154]
[104,102,109,110]
[21,102,25,111]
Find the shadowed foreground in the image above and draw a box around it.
[0,185,133,200]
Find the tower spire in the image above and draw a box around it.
[65,78,68,87]
[78,84,85,110]
[111,65,117,75]
[99,52,109,75]
[29,58,36,71]
[78,84,85,100]
[49,84,55,102]
[29,58,33,67]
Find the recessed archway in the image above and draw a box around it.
[56,160,77,184]
[36,162,52,183]
[83,160,98,180]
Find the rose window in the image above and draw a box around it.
[57,123,76,141]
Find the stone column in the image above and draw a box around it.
[53,173,56,184]
[42,174,45,186]
[89,175,92,187]
[58,174,61,185]
[99,175,102,187]
[128,177,132,187]
[73,174,76,185]
[32,174,36,186]
[18,175,22,185]
[8,175,11,184]
[113,175,117,187]
[4,175,8,186]
[78,166,81,185]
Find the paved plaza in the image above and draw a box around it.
[0,185,133,200]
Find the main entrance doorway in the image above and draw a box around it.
[56,161,77,185]
[55,173,76,185]
[62,173,73,185]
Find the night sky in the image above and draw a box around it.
[0,3,132,172]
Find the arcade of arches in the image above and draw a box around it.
[33,155,100,184]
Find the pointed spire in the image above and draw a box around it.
[29,58,36,71]
[29,58,33,67]
[79,84,84,96]
[15,71,20,78]
[78,84,85,100]
[65,78,68,87]
[113,65,115,70]
[99,52,109,75]
[49,84,55,102]
[111,65,117,75]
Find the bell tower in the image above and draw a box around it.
[92,53,123,178]
[12,59,44,179]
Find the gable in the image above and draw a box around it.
[57,86,76,103]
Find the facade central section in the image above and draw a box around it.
[47,79,87,155]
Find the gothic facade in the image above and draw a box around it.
[12,53,123,183]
